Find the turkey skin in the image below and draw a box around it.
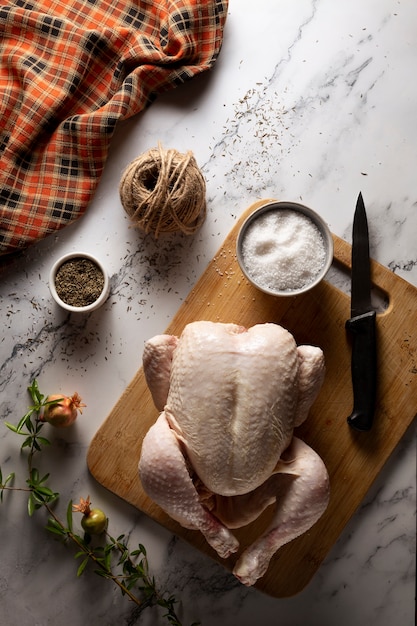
[139,321,330,586]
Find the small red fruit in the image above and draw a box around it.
[42,392,86,427]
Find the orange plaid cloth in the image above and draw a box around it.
[0,0,228,256]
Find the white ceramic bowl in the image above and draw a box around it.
[236,201,334,297]
[49,252,110,313]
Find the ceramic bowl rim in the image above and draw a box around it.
[236,201,334,297]
[49,251,110,313]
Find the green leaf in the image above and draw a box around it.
[72,533,88,548]
[126,577,140,591]
[16,410,34,432]
[104,551,112,571]
[35,486,55,498]
[0,472,15,503]
[4,422,19,433]
[28,379,43,405]
[45,520,66,537]
[74,550,87,559]
[5,472,15,485]
[30,468,39,484]
[28,493,35,516]
[104,543,114,556]
[66,500,73,532]
[47,517,63,530]
[93,569,112,579]
[25,415,34,433]
[36,437,51,446]
[77,557,89,577]
[38,472,50,484]
[118,549,129,564]
[135,561,146,577]
[31,492,45,505]
[43,397,64,407]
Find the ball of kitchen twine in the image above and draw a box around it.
[119,144,206,238]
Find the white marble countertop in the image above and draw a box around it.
[1,1,416,624]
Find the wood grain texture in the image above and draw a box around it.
[87,200,417,597]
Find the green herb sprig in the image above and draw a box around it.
[1,379,199,626]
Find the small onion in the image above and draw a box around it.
[41,392,86,427]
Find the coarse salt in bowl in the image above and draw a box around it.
[49,252,110,313]
[236,201,334,297]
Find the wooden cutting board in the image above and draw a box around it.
[87,199,417,598]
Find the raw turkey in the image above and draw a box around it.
[139,321,330,586]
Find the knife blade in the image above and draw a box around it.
[345,192,377,431]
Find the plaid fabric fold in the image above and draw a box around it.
[0,0,228,256]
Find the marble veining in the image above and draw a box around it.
[0,1,416,625]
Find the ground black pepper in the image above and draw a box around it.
[55,257,105,307]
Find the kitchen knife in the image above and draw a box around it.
[345,192,377,431]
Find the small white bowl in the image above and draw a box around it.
[49,252,110,313]
[236,201,334,297]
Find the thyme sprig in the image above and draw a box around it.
[1,379,198,626]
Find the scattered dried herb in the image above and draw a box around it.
[55,257,104,307]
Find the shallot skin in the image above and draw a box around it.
[41,392,85,427]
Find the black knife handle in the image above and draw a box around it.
[345,310,377,431]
